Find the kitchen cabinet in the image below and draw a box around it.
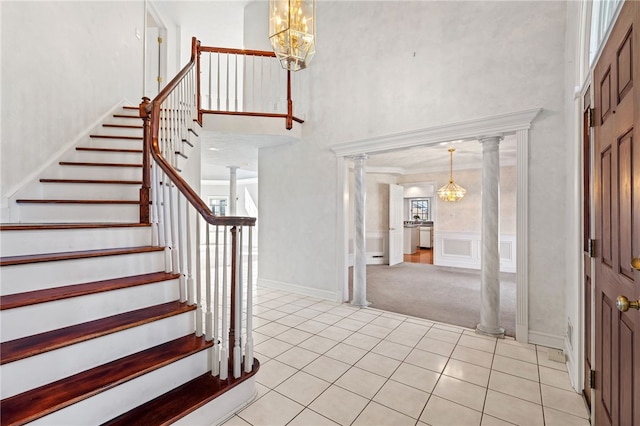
[403,226,419,254]
[419,226,432,248]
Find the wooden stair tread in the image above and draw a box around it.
[112,114,139,119]
[39,179,142,185]
[0,246,163,267]
[15,199,140,205]
[90,134,142,140]
[103,360,260,426]
[0,271,180,310]
[103,124,143,129]
[76,147,142,153]
[0,223,148,231]
[59,161,142,167]
[0,300,191,364]
[0,334,210,426]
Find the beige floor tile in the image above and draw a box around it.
[274,314,308,328]
[254,338,294,358]
[416,336,456,357]
[495,340,538,364]
[371,339,413,361]
[491,354,539,381]
[483,389,544,426]
[488,370,541,404]
[432,375,487,411]
[291,307,322,319]
[347,310,382,323]
[443,358,491,387]
[480,414,516,425]
[405,348,449,373]
[451,345,494,368]
[258,299,287,310]
[251,331,271,345]
[221,415,252,425]
[385,329,423,347]
[297,335,338,354]
[324,342,368,365]
[432,323,466,333]
[458,334,497,353]
[317,325,354,342]
[543,406,591,425]
[288,408,339,426]
[237,390,303,425]
[308,301,339,312]
[303,355,351,383]
[273,302,304,314]
[314,312,344,325]
[373,379,430,419]
[255,309,288,321]
[395,321,431,336]
[537,348,569,371]
[391,363,441,393]
[254,321,291,337]
[333,317,367,331]
[275,346,320,369]
[275,327,313,345]
[255,359,298,389]
[420,395,482,426]
[370,315,403,329]
[538,365,573,391]
[309,385,369,425]
[359,323,393,339]
[327,305,359,317]
[540,384,590,418]
[352,401,416,426]
[500,337,536,350]
[295,319,329,334]
[335,366,387,399]
[426,327,462,344]
[355,351,402,377]
[342,332,381,351]
[406,317,435,327]
[275,371,331,406]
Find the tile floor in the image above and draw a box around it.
[223,287,590,426]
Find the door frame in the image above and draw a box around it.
[333,108,540,343]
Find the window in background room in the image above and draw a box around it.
[209,197,228,216]
[410,199,431,221]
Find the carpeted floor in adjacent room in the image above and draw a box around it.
[350,263,516,337]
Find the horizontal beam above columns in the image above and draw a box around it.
[331,108,541,157]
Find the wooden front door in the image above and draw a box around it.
[593,2,640,425]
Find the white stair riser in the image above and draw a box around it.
[0,227,151,257]
[92,126,143,138]
[68,150,142,165]
[41,182,140,200]
[1,250,166,295]
[1,278,180,341]
[17,203,140,223]
[43,164,143,181]
[30,350,209,426]
[86,138,143,150]
[0,311,194,398]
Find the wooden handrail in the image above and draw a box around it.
[141,37,255,227]
[199,46,277,57]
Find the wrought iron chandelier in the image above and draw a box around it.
[437,148,466,202]
[269,0,316,71]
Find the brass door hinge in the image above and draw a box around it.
[589,369,596,389]
[588,108,596,128]
[588,239,596,258]
[158,36,163,44]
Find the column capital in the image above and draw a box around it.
[477,135,504,144]
[350,153,369,161]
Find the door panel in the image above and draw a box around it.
[593,3,639,426]
[388,184,404,266]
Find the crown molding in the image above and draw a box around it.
[331,108,542,157]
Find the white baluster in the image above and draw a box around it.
[244,226,254,373]
[216,53,221,111]
[219,226,229,380]
[186,205,194,306]
[212,224,220,376]
[233,227,242,379]
[177,193,186,303]
[205,223,212,341]
[195,217,203,337]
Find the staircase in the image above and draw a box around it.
[0,106,259,425]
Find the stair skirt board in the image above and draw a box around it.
[1,250,166,293]
[0,225,151,257]
[1,312,194,399]
[16,202,140,223]
[1,279,181,341]
[21,350,210,426]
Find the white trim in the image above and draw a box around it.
[529,329,565,350]
[331,109,541,157]
[257,278,342,303]
[334,109,540,344]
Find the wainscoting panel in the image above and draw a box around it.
[434,232,516,273]
[348,230,388,265]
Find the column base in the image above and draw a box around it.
[475,323,505,339]
[350,300,371,308]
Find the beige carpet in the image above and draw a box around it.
[350,263,516,337]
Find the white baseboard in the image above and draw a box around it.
[528,329,565,350]
[257,278,342,302]
[564,335,581,392]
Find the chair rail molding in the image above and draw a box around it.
[333,108,542,344]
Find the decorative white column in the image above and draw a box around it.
[228,166,239,216]
[351,154,370,307]
[476,136,505,338]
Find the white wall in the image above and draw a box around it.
[258,1,569,340]
[1,1,144,206]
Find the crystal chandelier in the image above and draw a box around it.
[269,0,316,71]
[437,148,466,202]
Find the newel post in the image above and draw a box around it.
[139,97,152,224]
